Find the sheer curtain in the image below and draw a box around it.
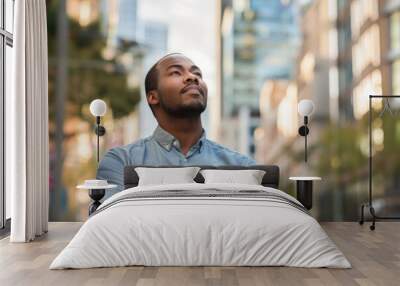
[7,0,49,242]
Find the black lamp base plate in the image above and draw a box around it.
[298,126,309,136]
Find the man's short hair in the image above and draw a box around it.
[144,62,158,96]
[144,53,184,115]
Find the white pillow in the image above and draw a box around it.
[200,169,266,185]
[135,167,201,186]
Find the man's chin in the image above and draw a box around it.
[167,104,206,118]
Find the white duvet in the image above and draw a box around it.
[50,183,351,269]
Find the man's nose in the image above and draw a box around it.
[184,72,199,83]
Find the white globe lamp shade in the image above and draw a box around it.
[90,99,107,117]
[298,99,314,116]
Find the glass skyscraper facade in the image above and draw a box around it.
[221,0,300,156]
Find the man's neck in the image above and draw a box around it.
[158,115,203,155]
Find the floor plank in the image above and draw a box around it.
[0,222,399,286]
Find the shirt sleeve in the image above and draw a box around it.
[244,156,257,166]
[96,148,125,200]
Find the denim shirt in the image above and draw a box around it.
[96,125,256,198]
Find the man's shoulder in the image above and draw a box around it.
[203,139,237,154]
[203,139,256,164]
[116,137,150,151]
[104,137,151,159]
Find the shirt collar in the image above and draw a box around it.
[152,125,206,152]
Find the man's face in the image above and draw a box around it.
[149,54,208,118]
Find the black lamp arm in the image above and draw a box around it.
[94,116,106,164]
[298,116,310,163]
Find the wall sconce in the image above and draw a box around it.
[90,99,107,164]
[297,99,315,163]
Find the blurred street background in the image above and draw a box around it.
[46,0,400,222]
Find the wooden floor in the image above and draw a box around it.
[0,222,399,286]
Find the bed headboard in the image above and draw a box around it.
[124,165,280,189]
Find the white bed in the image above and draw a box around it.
[50,183,351,269]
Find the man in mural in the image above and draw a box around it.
[97,53,255,197]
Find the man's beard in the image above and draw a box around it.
[159,95,206,118]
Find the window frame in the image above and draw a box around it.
[0,0,14,232]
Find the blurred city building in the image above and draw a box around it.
[255,0,332,176]
[67,0,99,27]
[349,0,388,119]
[220,0,301,158]
[255,80,297,167]
[238,0,400,219]
[295,0,400,123]
[100,0,144,146]
[139,21,168,138]
[294,0,399,146]
[296,0,332,121]
[332,0,399,120]
[255,0,400,163]
[294,0,400,219]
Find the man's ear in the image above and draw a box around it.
[147,91,160,106]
